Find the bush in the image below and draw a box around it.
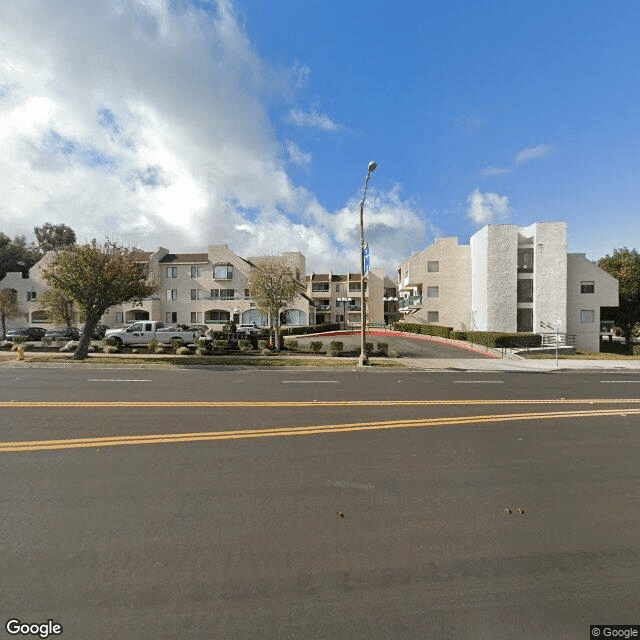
[102,337,116,347]
[41,336,54,347]
[170,338,184,352]
[394,322,452,338]
[12,335,28,344]
[449,331,467,341]
[213,339,230,351]
[284,339,299,351]
[365,342,374,356]
[258,339,270,351]
[376,342,388,355]
[147,338,159,352]
[261,348,271,356]
[633,345,640,355]
[155,346,166,354]
[309,341,323,353]
[388,347,399,358]
[176,346,191,355]
[329,340,343,356]
[466,331,542,348]
[238,339,252,352]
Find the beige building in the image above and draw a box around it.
[397,223,619,351]
[305,269,400,329]
[1,245,312,331]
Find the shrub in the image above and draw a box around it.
[394,322,453,339]
[365,342,374,356]
[238,339,252,352]
[309,341,323,353]
[41,336,54,347]
[102,337,116,347]
[261,348,271,356]
[147,338,159,352]
[170,338,184,352]
[213,339,230,351]
[388,347,399,358]
[633,345,640,355]
[258,339,270,351]
[12,335,28,344]
[90,341,102,351]
[329,340,343,356]
[284,339,299,351]
[449,331,467,341]
[466,331,542,348]
[376,342,388,355]
[155,346,166,354]
[176,346,191,355]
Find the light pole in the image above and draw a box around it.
[337,297,352,330]
[359,161,377,366]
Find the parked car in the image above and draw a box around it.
[236,323,262,335]
[44,327,80,341]
[5,327,48,341]
[80,324,110,339]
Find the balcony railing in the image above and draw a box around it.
[400,295,422,309]
[316,304,331,311]
[348,304,362,311]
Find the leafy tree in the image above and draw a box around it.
[598,247,640,345]
[0,232,42,281]
[34,223,77,252]
[37,288,79,328]
[247,256,304,351]
[42,240,158,359]
[0,288,21,338]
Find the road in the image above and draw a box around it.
[1,366,639,639]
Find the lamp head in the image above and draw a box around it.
[368,161,377,173]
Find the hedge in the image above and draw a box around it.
[393,322,453,338]
[465,332,542,348]
[449,331,467,341]
[279,323,341,336]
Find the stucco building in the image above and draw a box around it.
[397,222,618,351]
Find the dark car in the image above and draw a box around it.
[44,327,80,341]
[5,327,48,341]
[80,324,110,339]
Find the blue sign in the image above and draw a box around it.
[363,244,370,277]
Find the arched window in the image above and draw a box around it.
[241,309,268,326]
[283,309,307,326]
[204,309,230,324]
[31,310,49,323]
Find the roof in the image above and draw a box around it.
[158,253,209,264]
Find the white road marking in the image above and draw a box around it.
[453,380,504,384]
[599,380,640,383]
[282,380,340,384]
[87,379,151,382]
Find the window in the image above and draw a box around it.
[517,248,534,273]
[517,308,533,332]
[214,265,233,279]
[580,310,595,323]
[427,311,439,323]
[190,289,203,300]
[115,312,124,324]
[427,261,439,273]
[581,281,595,294]
[517,279,533,303]
[26,291,37,301]
[349,283,361,292]
[190,266,203,278]
[210,289,235,299]
[165,266,177,278]
[312,284,330,292]
[191,312,202,323]
[166,312,177,323]
[244,289,250,299]
[335,284,341,292]
[426,286,439,298]
[166,289,177,300]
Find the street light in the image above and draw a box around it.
[337,297,353,330]
[358,161,377,366]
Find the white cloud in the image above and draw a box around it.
[285,140,312,168]
[467,188,512,225]
[0,0,424,275]
[515,143,553,166]
[285,106,341,131]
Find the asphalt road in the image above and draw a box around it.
[1,367,639,639]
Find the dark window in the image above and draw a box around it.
[517,248,534,273]
[581,281,595,294]
[517,308,533,332]
[427,261,439,273]
[517,279,533,302]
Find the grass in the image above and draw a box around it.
[522,350,640,360]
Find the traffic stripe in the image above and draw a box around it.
[1,407,639,453]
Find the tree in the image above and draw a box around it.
[598,247,640,345]
[37,288,79,328]
[0,232,42,282]
[34,223,77,252]
[42,240,158,359]
[247,256,304,351]
[0,288,21,338]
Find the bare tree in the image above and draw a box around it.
[247,257,304,351]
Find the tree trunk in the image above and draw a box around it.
[274,313,281,351]
[73,318,97,359]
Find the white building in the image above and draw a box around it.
[397,222,618,352]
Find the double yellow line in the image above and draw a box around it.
[1,404,639,452]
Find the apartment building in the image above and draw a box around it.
[305,269,400,329]
[0,245,312,330]
[397,222,618,351]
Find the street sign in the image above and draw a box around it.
[363,243,370,277]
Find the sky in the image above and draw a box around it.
[1,0,639,274]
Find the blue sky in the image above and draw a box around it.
[1,0,638,272]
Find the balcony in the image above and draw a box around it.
[400,295,422,309]
[348,304,362,312]
[315,304,332,311]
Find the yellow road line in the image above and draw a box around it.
[2,407,639,452]
[1,398,640,409]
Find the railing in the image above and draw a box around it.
[540,332,577,347]
[400,295,422,309]
[348,305,362,311]
[316,304,331,311]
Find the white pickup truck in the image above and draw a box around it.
[105,321,201,348]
